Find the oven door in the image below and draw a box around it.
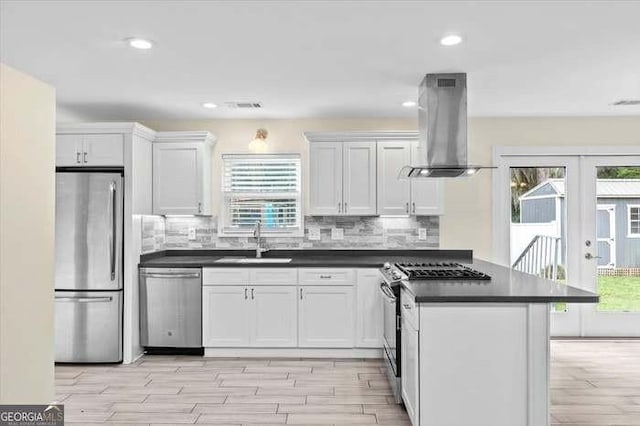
[380,282,398,372]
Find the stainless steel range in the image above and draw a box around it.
[379,261,491,404]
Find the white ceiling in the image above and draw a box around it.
[1,1,639,121]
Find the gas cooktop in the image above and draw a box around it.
[395,262,491,281]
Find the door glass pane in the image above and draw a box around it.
[509,167,567,311]
[595,166,640,312]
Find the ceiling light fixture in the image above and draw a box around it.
[248,128,268,153]
[440,34,462,46]
[201,102,218,109]
[126,38,154,50]
[402,100,417,108]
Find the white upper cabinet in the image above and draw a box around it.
[377,141,412,215]
[308,141,376,216]
[355,269,384,348]
[342,142,377,215]
[410,141,444,215]
[309,142,342,215]
[152,131,214,216]
[56,134,124,166]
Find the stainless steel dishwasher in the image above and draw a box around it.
[139,268,202,350]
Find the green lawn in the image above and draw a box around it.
[597,276,640,312]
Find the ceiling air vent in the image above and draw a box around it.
[225,101,263,109]
[611,100,640,106]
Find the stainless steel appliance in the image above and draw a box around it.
[399,73,494,178]
[379,261,491,404]
[54,170,124,363]
[139,268,202,350]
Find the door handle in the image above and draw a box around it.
[83,152,88,163]
[141,273,201,279]
[109,181,117,281]
[55,296,113,303]
[585,253,602,260]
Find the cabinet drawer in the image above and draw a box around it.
[401,288,418,330]
[203,268,249,285]
[298,268,355,286]
[249,268,297,285]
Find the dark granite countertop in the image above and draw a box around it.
[139,250,599,304]
[402,259,599,304]
[139,249,473,268]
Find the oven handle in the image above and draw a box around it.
[379,283,397,302]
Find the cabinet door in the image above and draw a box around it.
[355,269,384,348]
[82,134,124,166]
[56,134,83,166]
[202,286,250,347]
[298,286,354,347]
[309,143,342,215]
[410,142,444,215]
[250,286,297,347]
[402,317,420,425]
[377,141,411,215]
[153,142,203,215]
[343,142,377,215]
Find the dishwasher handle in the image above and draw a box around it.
[140,272,201,279]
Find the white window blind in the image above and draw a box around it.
[221,154,302,235]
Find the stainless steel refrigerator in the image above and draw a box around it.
[54,170,123,363]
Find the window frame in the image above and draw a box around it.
[628,204,640,238]
[218,153,303,238]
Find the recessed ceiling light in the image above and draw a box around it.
[402,100,417,108]
[201,102,218,109]
[126,38,154,50]
[440,34,462,46]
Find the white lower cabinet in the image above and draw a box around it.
[298,285,355,348]
[202,285,297,347]
[202,286,250,347]
[401,289,420,426]
[355,269,384,347]
[250,286,298,347]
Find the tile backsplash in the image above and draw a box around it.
[141,215,439,253]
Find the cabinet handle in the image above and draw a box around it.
[83,152,88,163]
[198,202,202,214]
[245,288,248,300]
[344,202,348,213]
[412,202,416,214]
[338,202,341,213]
[319,275,332,279]
[300,288,303,300]
[76,152,81,164]
[251,288,255,300]
[405,202,409,213]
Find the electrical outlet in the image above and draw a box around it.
[188,227,197,240]
[331,228,344,240]
[308,227,321,241]
[418,228,427,241]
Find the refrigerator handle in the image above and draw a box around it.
[109,181,117,281]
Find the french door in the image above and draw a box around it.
[494,148,640,336]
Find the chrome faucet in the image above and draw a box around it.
[253,220,267,258]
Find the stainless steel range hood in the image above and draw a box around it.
[400,73,492,178]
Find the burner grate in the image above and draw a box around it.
[395,262,491,281]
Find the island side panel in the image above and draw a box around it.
[418,303,549,426]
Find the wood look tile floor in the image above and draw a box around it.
[54,340,640,425]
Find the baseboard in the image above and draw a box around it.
[203,347,384,358]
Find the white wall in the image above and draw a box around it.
[143,116,640,261]
[0,63,56,403]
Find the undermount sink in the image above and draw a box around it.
[214,257,292,264]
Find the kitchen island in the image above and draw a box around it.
[139,250,598,426]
